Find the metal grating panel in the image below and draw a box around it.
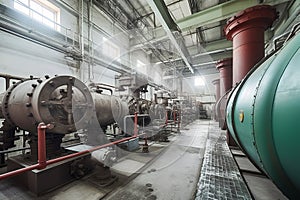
[195,124,252,200]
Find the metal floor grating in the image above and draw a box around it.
[195,124,252,200]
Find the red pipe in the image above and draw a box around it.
[177,110,181,131]
[224,5,277,85]
[46,133,144,165]
[134,112,138,136]
[37,123,47,169]
[0,123,144,180]
[0,123,51,180]
[165,110,168,126]
[173,111,177,123]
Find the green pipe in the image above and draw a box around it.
[226,32,300,199]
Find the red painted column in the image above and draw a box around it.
[212,79,220,103]
[216,58,233,96]
[134,112,138,136]
[224,5,277,86]
[212,79,220,121]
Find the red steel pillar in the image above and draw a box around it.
[224,5,277,86]
[212,79,220,103]
[216,58,235,145]
[216,58,233,97]
[212,79,220,121]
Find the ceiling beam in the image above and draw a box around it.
[176,0,258,31]
[176,0,292,31]
[146,0,194,73]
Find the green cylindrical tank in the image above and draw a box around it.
[226,32,300,199]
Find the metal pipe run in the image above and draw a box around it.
[134,112,138,136]
[0,123,145,180]
[0,123,50,180]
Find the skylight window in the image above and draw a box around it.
[14,0,60,31]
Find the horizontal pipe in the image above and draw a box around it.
[0,130,144,180]
[0,163,40,180]
[46,133,144,165]
[0,147,30,154]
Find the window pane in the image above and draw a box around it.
[30,1,42,14]
[32,12,43,22]
[14,0,29,15]
[43,18,54,29]
[43,8,54,20]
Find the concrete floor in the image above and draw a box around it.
[0,120,289,200]
[104,120,209,200]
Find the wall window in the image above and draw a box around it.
[14,0,60,31]
[103,37,120,61]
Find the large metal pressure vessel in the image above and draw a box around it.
[1,75,129,134]
[92,92,129,128]
[226,32,300,199]
[1,76,93,133]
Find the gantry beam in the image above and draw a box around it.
[176,0,292,31]
[176,0,257,31]
[146,0,194,73]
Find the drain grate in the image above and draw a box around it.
[195,125,252,200]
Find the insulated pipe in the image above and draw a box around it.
[216,58,232,96]
[226,31,300,199]
[224,5,277,85]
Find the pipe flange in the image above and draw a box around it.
[30,76,93,134]
[225,5,278,40]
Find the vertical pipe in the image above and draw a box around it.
[5,78,9,90]
[134,112,138,136]
[37,123,47,170]
[224,5,277,85]
[177,110,180,132]
[165,110,168,126]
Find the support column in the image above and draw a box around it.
[224,5,277,85]
[212,79,220,103]
[216,58,233,97]
[212,79,220,121]
[216,58,235,145]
